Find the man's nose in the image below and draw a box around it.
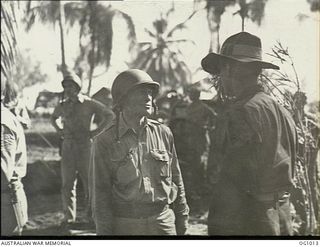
[143,90,153,100]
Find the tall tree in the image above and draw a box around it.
[233,0,268,31]
[24,1,136,95]
[205,0,236,52]
[73,1,136,95]
[1,1,19,80]
[24,0,83,76]
[307,0,320,11]
[131,6,197,93]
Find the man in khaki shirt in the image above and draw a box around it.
[1,80,28,236]
[202,32,297,235]
[51,73,114,228]
[90,69,189,235]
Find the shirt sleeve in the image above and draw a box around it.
[90,99,114,122]
[1,124,17,181]
[51,103,63,119]
[90,136,113,235]
[166,127,189,218]
[1,120,27,181]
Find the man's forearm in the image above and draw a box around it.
[50,117,63,133]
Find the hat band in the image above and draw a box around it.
[229,44,262,60]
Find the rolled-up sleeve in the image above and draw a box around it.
[91,137,113,235]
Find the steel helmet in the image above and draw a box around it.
[61,72,82,91]
[111,69,160,109]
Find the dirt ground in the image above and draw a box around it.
[22,118,209,236]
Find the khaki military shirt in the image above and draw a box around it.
[90,116,189,235]
[208,88,297,195]
[1,104,27,189]
[52,94,110,140]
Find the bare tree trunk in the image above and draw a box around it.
[87,1,97,95]
[216,24,221,52]
[241,17,245,31]
[58,0,67,76]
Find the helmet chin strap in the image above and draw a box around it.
[152,100,158,117]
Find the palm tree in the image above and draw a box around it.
[131,6,197,94]
[233,0,268,31]
[24,1,136,94]
[307,0,320,11]
[205,0,236,52]
[1,1,19,80]
[73,1,136,95]
[24,0,83,76]
[199,0,267,52]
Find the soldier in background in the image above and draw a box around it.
[1,79,28,236]
[90,69,189,235]
[184,86,216,200]
[202,32,297,235]
[51,73,114,229]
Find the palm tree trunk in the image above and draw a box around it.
[58,0,67,76]
[87,1,97,95]
[216,24,221,52]
[87,47,95,95]
[241,17,245,31]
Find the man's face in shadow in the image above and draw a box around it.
[122,85,154,118]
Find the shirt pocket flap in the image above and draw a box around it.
[150,149,170,162]
[110,149,135,163]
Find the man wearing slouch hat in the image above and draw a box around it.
[202,32,297,235]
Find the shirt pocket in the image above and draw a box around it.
[111,151,139,186]
[150,149,171,178]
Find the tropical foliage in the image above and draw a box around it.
[204,0,236,52]
[24,1,136,95]
[307,0,320,11]
[196,0,269,52]
[233,0,269,31]
[261,42,319,235]
[131,5,196,94]
[1,1,19,80]
[11,50,48,89]
[72,1,136,94]
[24,0,82,76]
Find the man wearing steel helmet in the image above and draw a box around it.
[202,32,297,235]
[90,69,189,235]
[51,72,114,229]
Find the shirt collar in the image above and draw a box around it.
[64,93,86,103]
[118,115,156,138]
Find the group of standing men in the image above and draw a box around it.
[1,31,297,236]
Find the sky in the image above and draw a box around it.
[14,0,319,109]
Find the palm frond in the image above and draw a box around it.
[166,39,196,45]
[166,10,198,38]
[248,0,267,26]
[1,1,19,79]
[145,28,157,38]
[116,10,137,51]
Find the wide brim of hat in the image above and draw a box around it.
[201,53,279,74]
[61,79,81,90]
